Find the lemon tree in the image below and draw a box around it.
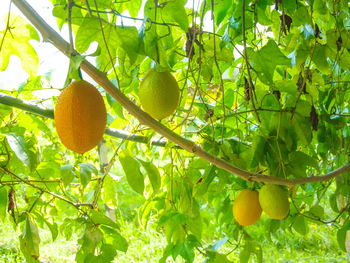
[0,0,350,262]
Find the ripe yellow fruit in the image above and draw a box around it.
[259,184,289,220]
[54,80,107,154]
[232,189,262,226]
[138,69,180,120]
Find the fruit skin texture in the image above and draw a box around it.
[259,184,289,220]
[54,80,107,154]
[138,69,180,120]
[233,189,262,226]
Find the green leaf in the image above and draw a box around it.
[193,166,216,197]
[0,187,8,221]
[292,116,312,146]
[274,80,297,95]
[187,216,202,240]
[313,0,328,15]
[100,243,117,262]
[6,133,31,169]
[60,218,76,241]
[240,241,263,263]
[248,40,291,84]
[139,159,161,193]
[0,104,12,125]
[106,93,125,119]
[293,6,312,26]
[162,0,189,31]
[85,0,112,9]
[101,226,128,252]
[309,205,324,219]
[159,212,187,226]
[293,215,308,235]
[0,15,39,76]
[206,252,233,263]
[44,220,58,242]
[61,164,75,187]
[289,151,319,169]
[214,0,232,25]
[326,30,350,50]
[51,4,84,29]
[115,26,141,64]
[239,247,251,263]
[160,212,187,243]
[295,100,312,117]
[329,193,339,213]
[37,161,60,179]
[250,135,266,167]
[176,243,195,262]
[101,174,117,206]
[19,214,41,263]
[78,163,98,187]
[337,221,350,252]
[67,55,85,81]
[18,114,52,135]
[313,45,331,74]
[75,17,116,67]
[89,210,119,229]
[139,22,160,65]
[75,16,140,68]
[125,0,142,17]
[77,225,103,261]
[119,152,144,195]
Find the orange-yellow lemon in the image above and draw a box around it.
[54,80,107,154]
[233,189,262,226]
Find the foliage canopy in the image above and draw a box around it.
[0,0,350,262]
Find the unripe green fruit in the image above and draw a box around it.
[259,184,289,220]
[138,69,180,120]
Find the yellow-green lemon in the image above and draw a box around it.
[259,184,289,220]
[233,189,262,226]
[138,69,180,120]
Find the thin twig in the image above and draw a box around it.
[1,167,94,209]
[0,1,12,52]
[242,0,260,122]
[210,0,226,140]
[93,0,120,84]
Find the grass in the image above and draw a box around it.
[0,223,77,263]
[0,216,348,262]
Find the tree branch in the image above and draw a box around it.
[11,0,350,186]
[1,167,93,209]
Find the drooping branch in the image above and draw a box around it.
[11,0,350,186]
[0,92,171,147]
[0,93,54,119]
[1,167,93,209]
